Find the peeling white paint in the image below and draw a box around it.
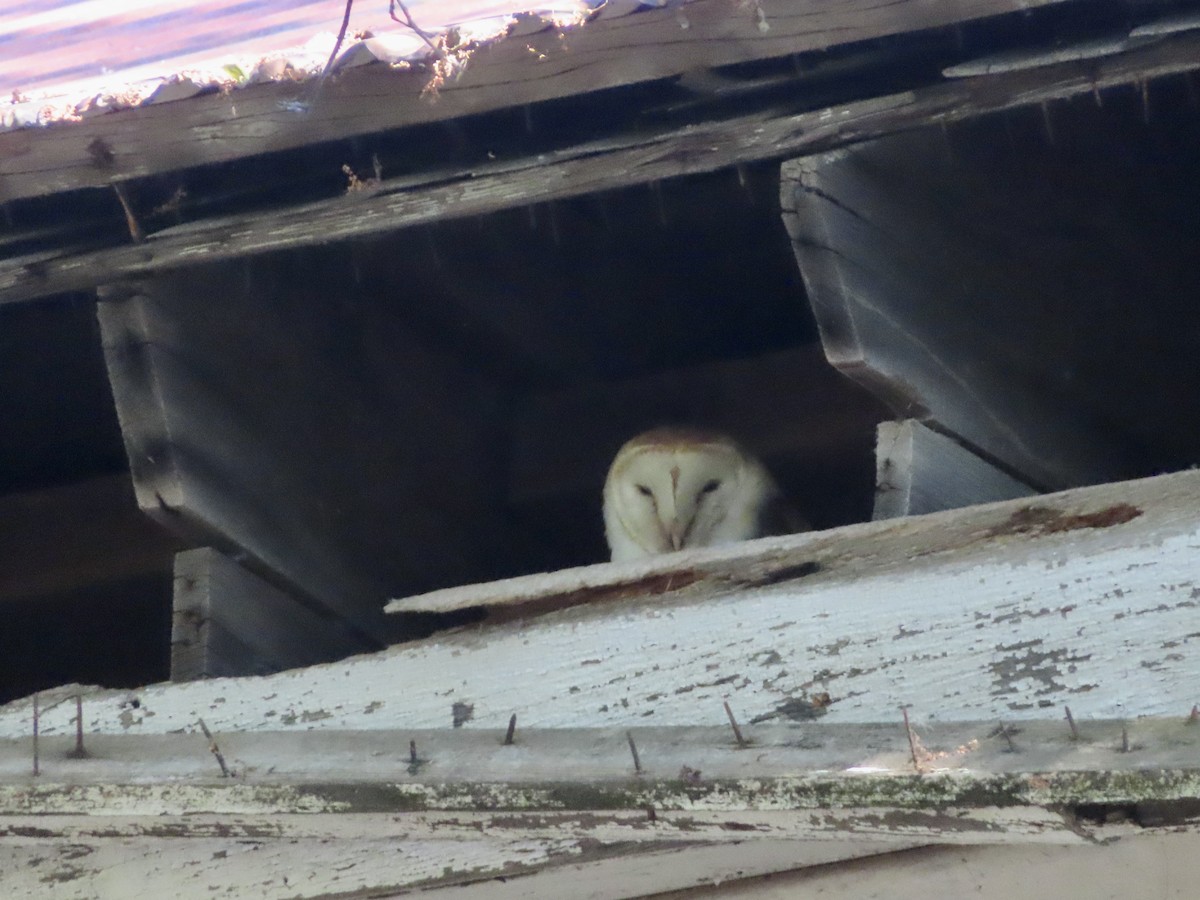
[0,471,1197,739]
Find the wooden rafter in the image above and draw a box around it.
[3,29,1199,306]
[0,0,1076,204]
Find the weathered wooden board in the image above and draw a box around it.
[7,720,1200,794]
[1,469,1197,737]
[95,266,509,649]
[0,832,920,899]
[171,548,367,680]
[4,721,1200,896]
[6,825,1196,898]
[873,420,1036,520]
[781,83,1200,489]
[0,0,1076,204]
[674,834,1200,900]
[5,30,1200,306]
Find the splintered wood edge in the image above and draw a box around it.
[383,469,1177,615]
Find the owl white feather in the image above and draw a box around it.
[603,427,807,562]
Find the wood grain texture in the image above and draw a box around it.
[1,468,1197,737]
[0,834,915,899]
[95,266,509,648]
[657,835,1200,900]
[0,0,1074,203]
[7,721,1200,792]
[781,83,1200,489]
[873,420,1036,520]
[3,721,1200,895]
[171,548,367,680]
[5,29,1199,306]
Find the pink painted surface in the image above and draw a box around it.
[1,1,585,100]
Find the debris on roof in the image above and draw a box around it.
[1,1,591,130]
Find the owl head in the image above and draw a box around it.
[602,427,788,561]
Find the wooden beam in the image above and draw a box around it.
[873,420,1036,520]
[0,472,180,602]
[3,720,1200,896]
[0,468,1196,735]
[95,270,509,649]
[780,80,1200,488]
[4,30,1200,306]
[8,721,1200,800]
[0,0,1075,204]
[5,831,1200,900]
[0,836,918,900]
[670,835,1200,900]
[171,548,368,680]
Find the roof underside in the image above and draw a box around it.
[1,1,583,107]
[6,0,1199,308]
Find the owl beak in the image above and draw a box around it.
[668,520,685,551]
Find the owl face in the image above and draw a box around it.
[603,429,767,561]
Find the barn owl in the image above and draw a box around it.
[603,428,808,562]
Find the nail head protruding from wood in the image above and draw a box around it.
[723,700,749,748]
[1065,705,1079,741]
[197,718,231,778]
[998,722,1018,753]
[901,706,922,773]
[67,694,89,759]
[626,730,643,775]
[32,693,40,778]
[504,714,516,746]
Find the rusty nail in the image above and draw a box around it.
[69,695,88,759]
[1065,705,1079,740]
[504,714,517,746]
[198,718,231,778]
[901,706,921,773]
[32,693,40,777]
[626,731,643,775]
[111,182,144,244]
[999,722,1017,753]
[1121,725,1130,753]
[723,700,748,748]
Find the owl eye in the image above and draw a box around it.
[700,479,722,494]
[635,484,653,497]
